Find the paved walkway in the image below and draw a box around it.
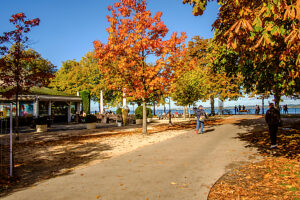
[2,115,262,200]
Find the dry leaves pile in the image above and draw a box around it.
[209,121,300,200]
[208,157,299,200]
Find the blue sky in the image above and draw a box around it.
[0,0,220,68]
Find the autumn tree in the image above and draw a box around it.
[171,68,207,119]
[0,13,54,135]
[182,36,242,115]
[183,0,300,108]
[94,0,186,134]
[206,41,243,114]
[49,52,119,112]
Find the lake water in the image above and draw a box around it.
[126,107,300,115]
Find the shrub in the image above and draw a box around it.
[135,106,153,119]
[135,106,143,119]
[116,107,122,115]
[147,108,153,118]
[79,90,90,114]
[84,114,97,123]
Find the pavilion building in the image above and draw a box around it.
[0,87,81,124]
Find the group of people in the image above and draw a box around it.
[282,104,288,114]
[234,105,246,114]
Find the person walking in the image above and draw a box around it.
[283,104,288,114]
[196,105,206,134]
[265,103,281,148]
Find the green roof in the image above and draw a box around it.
[29,87,75,96]
[0,86,75,97]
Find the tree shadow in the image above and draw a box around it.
[204,128,215,133]
[232,117,300,159]
[0,134,113,197]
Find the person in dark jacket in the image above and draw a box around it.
[265,103,281,148]
[196,105,206,134]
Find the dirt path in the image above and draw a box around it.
[2,115,263,200]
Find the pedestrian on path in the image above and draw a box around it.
[265,103,281,148]
[196,105,206,134]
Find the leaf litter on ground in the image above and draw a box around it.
[209,118,300,200]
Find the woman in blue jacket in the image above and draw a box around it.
[196,105,206,134]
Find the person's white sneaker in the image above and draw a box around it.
[270,144,278,148]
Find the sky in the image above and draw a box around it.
[0,0,220,68]
[1,0,299,110]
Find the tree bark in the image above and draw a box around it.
[262,96,265,115]
[210,95,215,116]
[15,87,19,140]
[188,105,191,121]
[168,97,172,126]
[153,101,156,116]
[142,100,147,134]
[274,92,281,110]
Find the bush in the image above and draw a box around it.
[79,90,90,114]
[116,107,122,115]
[135,106,143,119]
[84,114,97,123]
[135,106,153,119]
[147,108,153,118]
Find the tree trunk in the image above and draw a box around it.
[188,105,191,121]
[274,92,281,110]
[15,86,19,140]
[210,95,215,116]
[153,101,156,116]
[168,97,172,126]
[262,96,265,115]
[142,100,147,134]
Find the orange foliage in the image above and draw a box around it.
[94,0,186,101]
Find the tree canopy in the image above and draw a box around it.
[184,0,300,107]
[94,0,186,134]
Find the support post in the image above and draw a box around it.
[48,101,52,116]
[123,91,127,107]
[100,90,104,114]
[67,102,71,123]
[33,97,39,118]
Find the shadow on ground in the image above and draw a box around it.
[0,117,228,197]
[232,116,300,159]
[0,134,113,197]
